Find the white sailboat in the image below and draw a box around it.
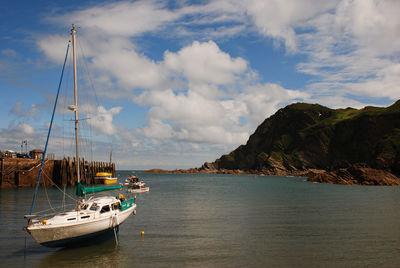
[24,26,136,248]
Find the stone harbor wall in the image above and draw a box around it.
[0,157,115,188]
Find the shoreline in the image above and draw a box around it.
[144,166,400,186]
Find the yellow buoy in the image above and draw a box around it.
[141,231,145,236]
[42,219,47,225]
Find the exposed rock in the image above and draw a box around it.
[146,100,400,185]
[307,166,400,186]
[144,168,171,173]
[199,100,400,185]
[200,162,217,171]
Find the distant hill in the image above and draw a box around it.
[197,100,400,185]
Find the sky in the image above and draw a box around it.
[1,0,400,170]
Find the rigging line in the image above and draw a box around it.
[78,32,115,166]
[42,171,78,203]
[29,42,70,215]
[62,57,72,159]
[77,39,97,163]
[63,184,66,210]
[77,35,101,107]
[28,204,76,218]
[43,175,56,212]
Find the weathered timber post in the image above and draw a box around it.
[15,171,20,187]
[0,157,3,187]
[61,158,67,186]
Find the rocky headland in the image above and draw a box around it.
[146,100,400,185]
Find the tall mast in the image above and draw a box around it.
[71,25,80,183]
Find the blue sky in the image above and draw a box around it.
[1,0,400,170]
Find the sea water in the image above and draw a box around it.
[1,171,400,267]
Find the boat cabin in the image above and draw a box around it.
[32,195,134,226]
[30,149,44,159]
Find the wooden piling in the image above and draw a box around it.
[0,157,116,188]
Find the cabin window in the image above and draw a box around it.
[67,218,76,221]
[80,215,90,219]
[90,203,99,211]
[112,202,121,210]
[82,204,89,210]
[100,205,110,214]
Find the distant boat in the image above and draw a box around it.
[24,26,136,248]
[125,175,145,186]
[125,175,150,193]
[94,172,118,185]
[127,184,150,194]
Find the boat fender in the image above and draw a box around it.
[112,214,120,227]
[42,219,47,225]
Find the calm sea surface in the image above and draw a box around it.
[1,171,400,267]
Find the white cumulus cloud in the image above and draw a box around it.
[81,105,123,136]
[165,40,247,86]
[31,0,400,169]
[16,122,35,135]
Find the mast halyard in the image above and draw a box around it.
[71,25,80,184]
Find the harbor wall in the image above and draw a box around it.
[0,157,115,188]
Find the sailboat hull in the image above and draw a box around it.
[26,203,136,248]
[41,225,118,248]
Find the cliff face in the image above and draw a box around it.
[205,100,400,184]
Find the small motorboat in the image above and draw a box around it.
[124,175,144,186]
[127,184,150,194]
[94,172,118,185]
